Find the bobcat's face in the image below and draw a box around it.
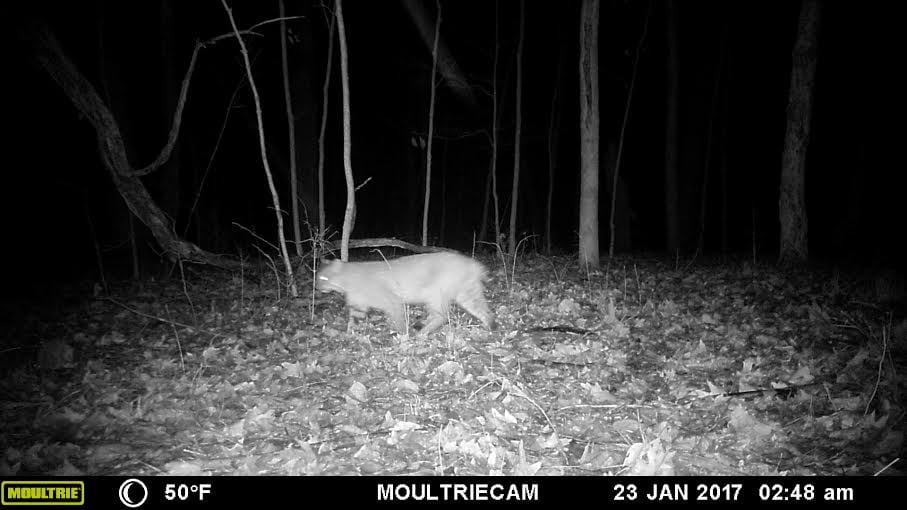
[315,259,346,293]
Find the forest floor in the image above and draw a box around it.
[1,253,905,476]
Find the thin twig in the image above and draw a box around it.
[104,298,220,338]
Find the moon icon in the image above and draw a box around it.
[118,478,148,508]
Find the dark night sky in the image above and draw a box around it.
[3,1,903,291]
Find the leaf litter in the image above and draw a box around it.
[0,255,904,476]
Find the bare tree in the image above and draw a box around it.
[779,0,820,265]
[491,1,502,247]
[422,0,442,246]
[694,23,727,259]
[578,0,600,268]
[221,0,298,297]
[279,0,303,258]
[335,0,356,261]
[664,0,680,255]
[610,2,650,257]
[546,39,564,255]
[508,0,525,255]
[24,20,230,267]
[317,6,336,238]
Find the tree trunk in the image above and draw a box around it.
[508,0,525,255]
[24,20,230,268]
[318,11,336,238]
[779,0,820,265]
[422,0,441,247]
[720,44,731,255]
[695,28,726,258]
[546,39,564,255]
[95,4,141,278]
[160,2,183,239]
[664,0,680,254]
[491,1,501,248]
[439,141,448,246]
[335,0,356,262]
[221,0,298,297]
[279,0,303,258]
[578,0,599,268]
[610,2,650,257]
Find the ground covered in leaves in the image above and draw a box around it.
[1,255,905,476]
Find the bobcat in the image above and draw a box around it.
[316,252,496,335]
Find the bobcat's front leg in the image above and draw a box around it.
[419,301,449,336]
[347,308,367,333]
[384,303,409,336]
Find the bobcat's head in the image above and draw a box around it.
[315,258,346,293]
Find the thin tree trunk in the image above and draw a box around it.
[664,0,680,254]
[439,140,447,246]
[221,0,298,296]
[578,0,599,268]
[335,0,355,262]
[279,0,302,257]
[611,2,650,257]
[491,1,501,247]
[779,0,819,265]
[720,47,730,255]
[422,0,441,246]
[318,9,336,239]
[695,28,725,258]
[95,3,139,277]
[508,0,525,255]
[160,2,182,235]
[546,43,563,255]
[478,158,492,242]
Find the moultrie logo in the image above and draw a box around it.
[1,481,84,505]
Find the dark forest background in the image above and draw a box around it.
[4,0,903,293]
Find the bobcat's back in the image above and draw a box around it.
[316,252,495,334]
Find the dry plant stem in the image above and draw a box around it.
[177,257,197,321]
[875,458,900,476]
[105,298,220,338]
[184,69,247,238]
[165,304,185,372]
[240,256,245,313]
[220,0,298,298]
[547,258,563,284]
[232,222,280,252]
[510,234,537,286]
[84,204,108,293]
[436,428,444,475]
[310,259,318,322]
[253,244,281,302]
[864,319,890,416]
[514,394,568,465]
